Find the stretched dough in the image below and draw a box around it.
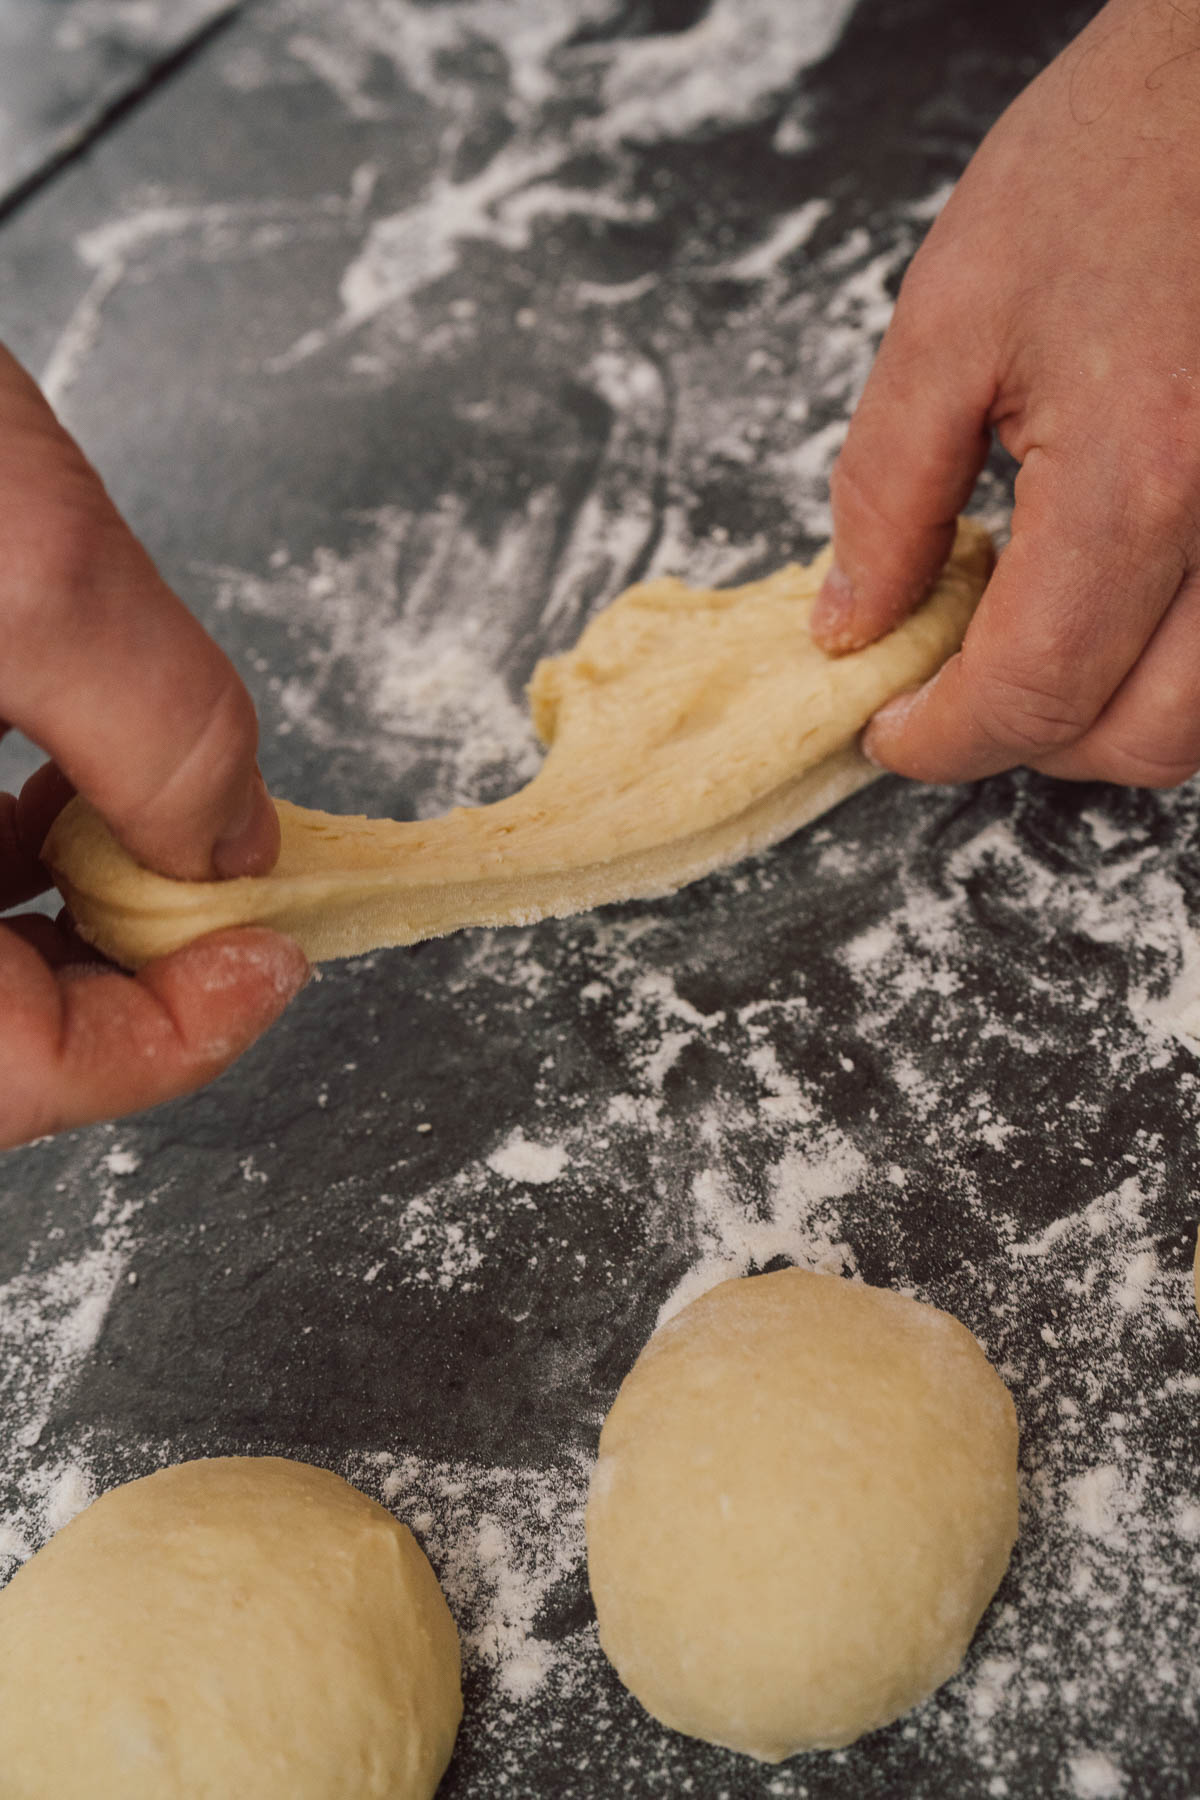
[45,519,992,967]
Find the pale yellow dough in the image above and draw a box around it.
[0,1457,461,1800]
[586,1268,1019,1762]
[45,519,992,967]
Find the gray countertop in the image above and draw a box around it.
[1,3,1197,1796]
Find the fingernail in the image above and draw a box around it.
[211,770,280,880]
[861,687,924,769]
[812,565,859,654]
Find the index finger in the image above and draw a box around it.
[0,346,278,882]
[0,762,75,911]
[811,246,994,656]
[862,448,1187,782]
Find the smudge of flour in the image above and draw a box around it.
[356,1447,590,1702]
[201,501,546,814]
[0,1247,128,1453]
[487,1132,569,1186]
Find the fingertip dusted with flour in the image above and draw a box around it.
[0,925,310,1146]
[140,928,312,1063]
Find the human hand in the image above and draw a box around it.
[811,0,1200,790]
[0,345,308,1148]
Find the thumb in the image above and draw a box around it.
[0,926,311,1147]
[810,267,994,655]
[0,345,278,882]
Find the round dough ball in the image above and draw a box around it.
[586,1268,1018,1760]
[0,1457,461,1798]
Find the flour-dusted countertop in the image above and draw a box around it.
[1,4,1196,1797]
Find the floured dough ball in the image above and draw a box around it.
[586,1268,1018,1761]
[0,1457,461,1799]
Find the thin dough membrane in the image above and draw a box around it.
[45,520,992,967]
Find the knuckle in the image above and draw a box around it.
[101,666,259,877]
[829,451,917,543]
[828,449,880,525]
[963,651,1095,757]
[206,669,259,769]
[1122,466,1191,550]
[1090,739,1200,791]
[1086,397,1200,547]
[145,672,258,820]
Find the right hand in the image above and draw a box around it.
[810,0,1200,794]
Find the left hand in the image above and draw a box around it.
[1,760,309,1148]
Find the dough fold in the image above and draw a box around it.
[45,518,992,967]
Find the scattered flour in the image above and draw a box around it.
[359,1448,590,1703]
[1067,1750,1127,1798]
[487,1131,569,1186]
[43,1463,94,1534]
[0,1244,129,1451]
[102,1147,140,1177]
[657,1142,861,1329]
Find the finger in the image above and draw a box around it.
[0,912,100,968]
[0,790,49,909]
[811,261,994,655]
[53,906,106,963]
[1035,570,1200,786]
[0,763,75,910]
[862,448,1188,782]
[0,925,310,1149]
[0,345,279,882]
[18,760,75,845]
[0,794,37,910]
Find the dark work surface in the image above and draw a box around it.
[2,4,1198,1797]
[0,0,239,213]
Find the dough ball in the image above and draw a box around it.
[586,1268,1018,1761]
[0,1456,461,1799]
